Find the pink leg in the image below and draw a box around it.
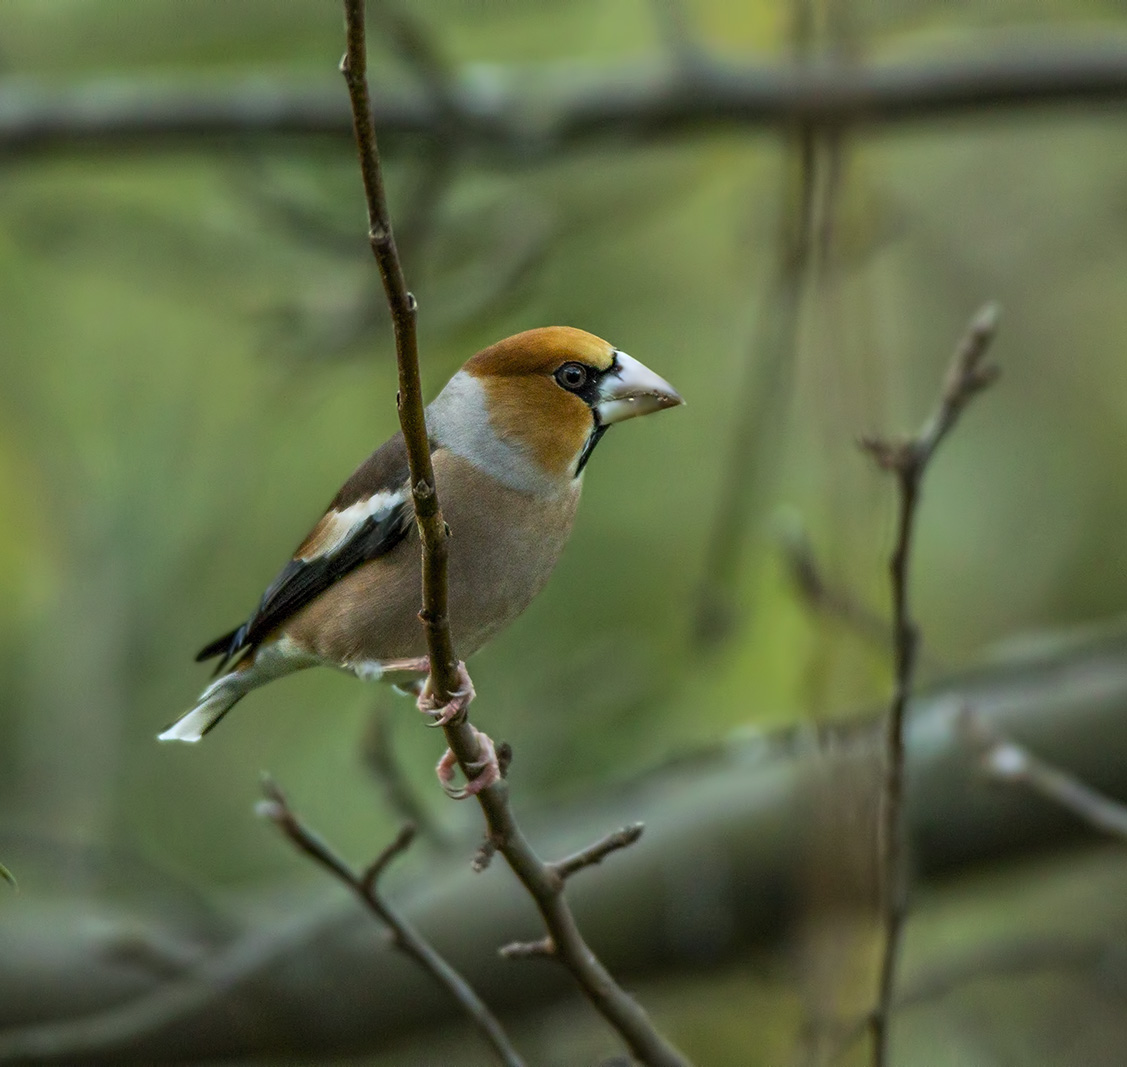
[435,726,500,800]
[376,656,430,697]
[416,661,476,727]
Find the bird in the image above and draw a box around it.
[159,326,683,795]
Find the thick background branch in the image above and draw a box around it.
[5,625,1127,1062]
[6,40,1127,161]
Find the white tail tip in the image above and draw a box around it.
[157,715,208,743]
[158,674,246,743]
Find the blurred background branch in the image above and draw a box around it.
[965,711,1127,843]
[6,625,1127,1063]
[862,304,1000,1065]
[5,2,1127,1064]
[258,777,525,1067]
[8,39,1127,161]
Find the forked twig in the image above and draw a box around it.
[339,5,688,1064]
[862,304,1000,1066]
[258,777,524,1067]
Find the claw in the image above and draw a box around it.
[417,661,476,727]
[436,727,499,800]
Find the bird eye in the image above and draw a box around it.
[555,363,589,391]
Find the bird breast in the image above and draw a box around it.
[285,450,582,666]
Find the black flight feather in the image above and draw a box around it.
[195,433,417,671]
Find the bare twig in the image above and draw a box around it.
[964,711,1127,841]
[779,516,893,652]
[862,304,1000,1067]
[340,6,690,1065]
[10,42,1127,161]
[692,0,825,649]
[778,516,948,674]
[257,777,524,1067]
[551,824,645,881]
[691,122,817,647]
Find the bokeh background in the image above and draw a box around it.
[4,1,1127,1064]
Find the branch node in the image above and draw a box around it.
[259,763,521,1065]
[472,834,499,873]
[360,822,417,895]
[496,740,513,779]
[858,434,913,473]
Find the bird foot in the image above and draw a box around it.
[436,726,499,800]
[417,661,476,727]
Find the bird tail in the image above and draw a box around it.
[158,669,251,743]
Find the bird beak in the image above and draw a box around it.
[594,351,684,425]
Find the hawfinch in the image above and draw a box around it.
[160,327,682,787]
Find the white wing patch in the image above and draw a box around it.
[297,489,408,562]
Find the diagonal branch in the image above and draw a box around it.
[963,711,1127,842]
[340,5,688,1065]
[550,824,645,881]
[14,623,1127,1061]
[860,303,1000,1067]
[257,778,524,1067]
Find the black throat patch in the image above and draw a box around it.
[575,420,608,475]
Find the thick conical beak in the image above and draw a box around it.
[594,351,684,425]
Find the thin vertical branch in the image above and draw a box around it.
[339,5,691,1065]
[258,779,524,1067]
[340,0,460,705]
[692,123,817,647]
[860,304,1000,1066]
[692,0,824,648]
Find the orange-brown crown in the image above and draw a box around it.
[463,327,615,480]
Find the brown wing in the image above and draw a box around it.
[196,432,415,671]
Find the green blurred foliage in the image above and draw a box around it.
[4,0,1127,1061]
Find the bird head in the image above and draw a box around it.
[433,327,682,489]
